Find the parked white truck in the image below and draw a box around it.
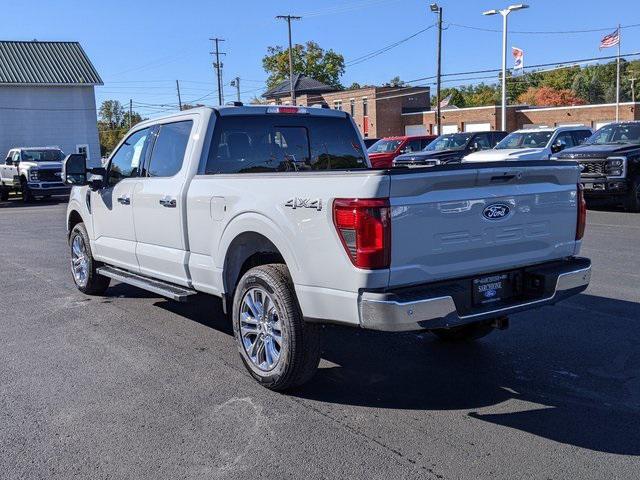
[63,106,591,390]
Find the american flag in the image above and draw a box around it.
[600,28,620,49]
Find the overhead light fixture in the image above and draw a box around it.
[482,9,499,15]
[508,4,529,11]
[430,3,439,12]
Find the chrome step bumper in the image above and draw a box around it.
[359,258,591,332]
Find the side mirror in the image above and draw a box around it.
[551,141,564,153]
[62,153,89,186]
[469,142,479,152]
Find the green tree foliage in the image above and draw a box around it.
[262,41,345,89]
[384,76,406,87]
[98,100,145,157]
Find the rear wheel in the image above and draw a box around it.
[69,223,111,295]
[430,320,495,342]
[232,264,321,391]
[625,175,640,213]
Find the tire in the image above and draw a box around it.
[430,320,495,342]
[624,175,640,213]
[0,188,8,201]
[69,223,111,295]
[20,178,33,203]
[232,264,321,391]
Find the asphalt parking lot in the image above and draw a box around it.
[1,198,639,479]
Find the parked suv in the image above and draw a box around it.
[393,131,507,167]
[367,135,436,168]
[0,147,69,202]
[463,126,592,162]
[63,105,590,391]
[551,121,640,212]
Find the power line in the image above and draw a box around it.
[346,24,435,66]
[447,21,640,35]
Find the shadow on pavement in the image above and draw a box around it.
[152,290,640,456]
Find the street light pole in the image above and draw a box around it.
[430,3,443,135]
[483,4,528,131]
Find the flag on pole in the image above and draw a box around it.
[512,47,524,70]
[439,94,452,108]
[599,28,620,49]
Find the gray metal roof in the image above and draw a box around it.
[0,41,102,86]
[262,74,337,98]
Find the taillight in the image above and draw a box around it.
[576,183,586,240]
[266,106,308,114]
[333,198,391,269]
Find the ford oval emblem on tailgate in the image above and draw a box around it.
[483,203,510,220]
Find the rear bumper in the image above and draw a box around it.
[359,257,591,332]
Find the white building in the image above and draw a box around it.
[0,41,102,164]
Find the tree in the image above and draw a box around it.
[262,41,345,89]
[97,100,145,157]
[346,82,362,90]
[431,87,466,108]
[516,86,586,106]
[384,76,406,87]
[180,103,204,110]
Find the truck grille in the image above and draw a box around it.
[579,160,606,176]
[38,169,62,182]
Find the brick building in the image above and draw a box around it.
[263,77,430,138]
[402,102,640,135]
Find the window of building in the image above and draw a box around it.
[76,144,89,160]
[147,121,193,177]
[350,99,355,117]
[334,100,343,111]
[362,98,368,117]
[108,128,150,186]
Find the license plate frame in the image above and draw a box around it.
[472,273,515,306]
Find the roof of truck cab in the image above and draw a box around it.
[133,105,347,129]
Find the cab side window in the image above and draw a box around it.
[108,128,150,187]
[572,130,592,145]
[473,133,492,150]
[146,121,193,177]
[554,131,575,149]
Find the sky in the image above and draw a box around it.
[2,0,639,118]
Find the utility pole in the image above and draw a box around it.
[129,99,133,129]
[616,23,621,122]
[230,77,241,102]
[430,3,443,135]
[209,37,226,106]
[276,15,301,105]
[176,79,183,111]
[630,77,637,103]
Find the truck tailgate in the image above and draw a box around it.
[388,161,580,287]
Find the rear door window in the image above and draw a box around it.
[572,130,592,145]
[205,115,366,174]
[146,120,193,177]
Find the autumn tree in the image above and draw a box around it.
[517,86,586,106]
[262,41,345,89]
[98,100,145,157]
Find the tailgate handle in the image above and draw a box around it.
[490,174,517,183]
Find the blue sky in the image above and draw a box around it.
[3,0,638,117]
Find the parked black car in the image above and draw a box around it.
[552,121,640,212]
[392,131,508,167]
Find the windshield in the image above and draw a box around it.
[495,131,552,150]
[424,133,472,151]
[21,149,64,162]
[586,123,640,145]
[367,139,401,154]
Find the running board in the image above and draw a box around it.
[97,266,197,302]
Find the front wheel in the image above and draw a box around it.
[20,179,33,203]
[429,320,495,342]
[69,223,111,295]
[625,175,640,213]
[232,264,321,391]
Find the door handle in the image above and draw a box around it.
[117,196,130,205]
[159,197,176,208]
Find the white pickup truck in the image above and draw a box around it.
[63,105,591,390]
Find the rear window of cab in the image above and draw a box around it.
[204,115,367,174]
